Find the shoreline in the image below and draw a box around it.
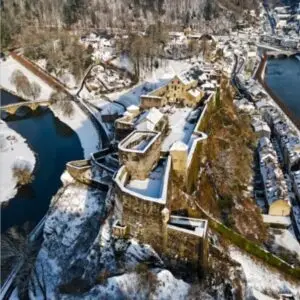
[0,120,36,203]
[256,55,300,133]
[49,102,100,158]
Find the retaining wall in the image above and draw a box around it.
[195,202,300,279]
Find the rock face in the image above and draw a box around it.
[32,184,112,299]
[32,183,191,299]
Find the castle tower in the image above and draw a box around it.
[170,141,188,182]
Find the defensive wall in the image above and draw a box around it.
[185,92,216,193]
[195,202,300,279]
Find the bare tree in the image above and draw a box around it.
[188,39,200,58]
[10,70,32,99]
[50,91,74,117]
[12,158,34,186]
[199,38,210,60]
[1,228,47,299]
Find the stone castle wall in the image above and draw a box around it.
[119,134,161,180]
[115,186,168,254]
[140,96,163,109]
[165,226,208,272]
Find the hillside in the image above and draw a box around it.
[1,0,259,49]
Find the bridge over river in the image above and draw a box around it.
[1,99,51,115]
[257,43,300,58]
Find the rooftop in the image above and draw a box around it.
[118,130,160,153]
[161,107,197,152]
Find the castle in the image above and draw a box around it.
[68,64,221,275]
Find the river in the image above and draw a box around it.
[1,93,84,232]
[265,57,300,121]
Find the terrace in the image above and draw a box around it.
[161,107,200,152]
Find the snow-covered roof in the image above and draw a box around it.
[136,108,164,131]
[170,141,188,152]
[198,73,208,81]
[188,88,201,98]
[262,214,291,226]
[127,105,139,112]
[146,108,164,125]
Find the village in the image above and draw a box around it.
[1,1,300,299]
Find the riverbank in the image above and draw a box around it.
[50,102,100,158]
[0,121,35,203]
[256,55,300,132]
[0,57,53,100]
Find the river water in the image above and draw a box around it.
[265,57,300,120]
[1,93,83,232]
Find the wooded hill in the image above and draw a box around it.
[1,0,259,49]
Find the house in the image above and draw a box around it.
[252,121,271,139]
[140,74,204,109]
[258,137,291,216]
[136,108,165,132]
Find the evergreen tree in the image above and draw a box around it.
[203,0,213,21]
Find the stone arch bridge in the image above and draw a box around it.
[267,51,300,59]
[1,100,51,115]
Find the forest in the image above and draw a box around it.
[1,0,259,49]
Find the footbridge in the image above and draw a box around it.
[1,100,51,115]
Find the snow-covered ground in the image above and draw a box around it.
[50,102,99,158]
[31,180,190,300]
[161,107,195,152]
[110,54,135,74]
[0,121,35,203]
[126,160,166,198]
[230,247,300,298]
[32,183,109,299]
[272,229,300,261]
[0,57,53,100]
[36,59,79,90]
[72,269,190,300]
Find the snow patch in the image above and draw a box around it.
[0,121,35,203]
[0,56,53,100]
[230,247,300,297]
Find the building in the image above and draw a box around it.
[258,137,291,216]
[140,75,204,109]
[114,130,209,273]
[252,116,271,139]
